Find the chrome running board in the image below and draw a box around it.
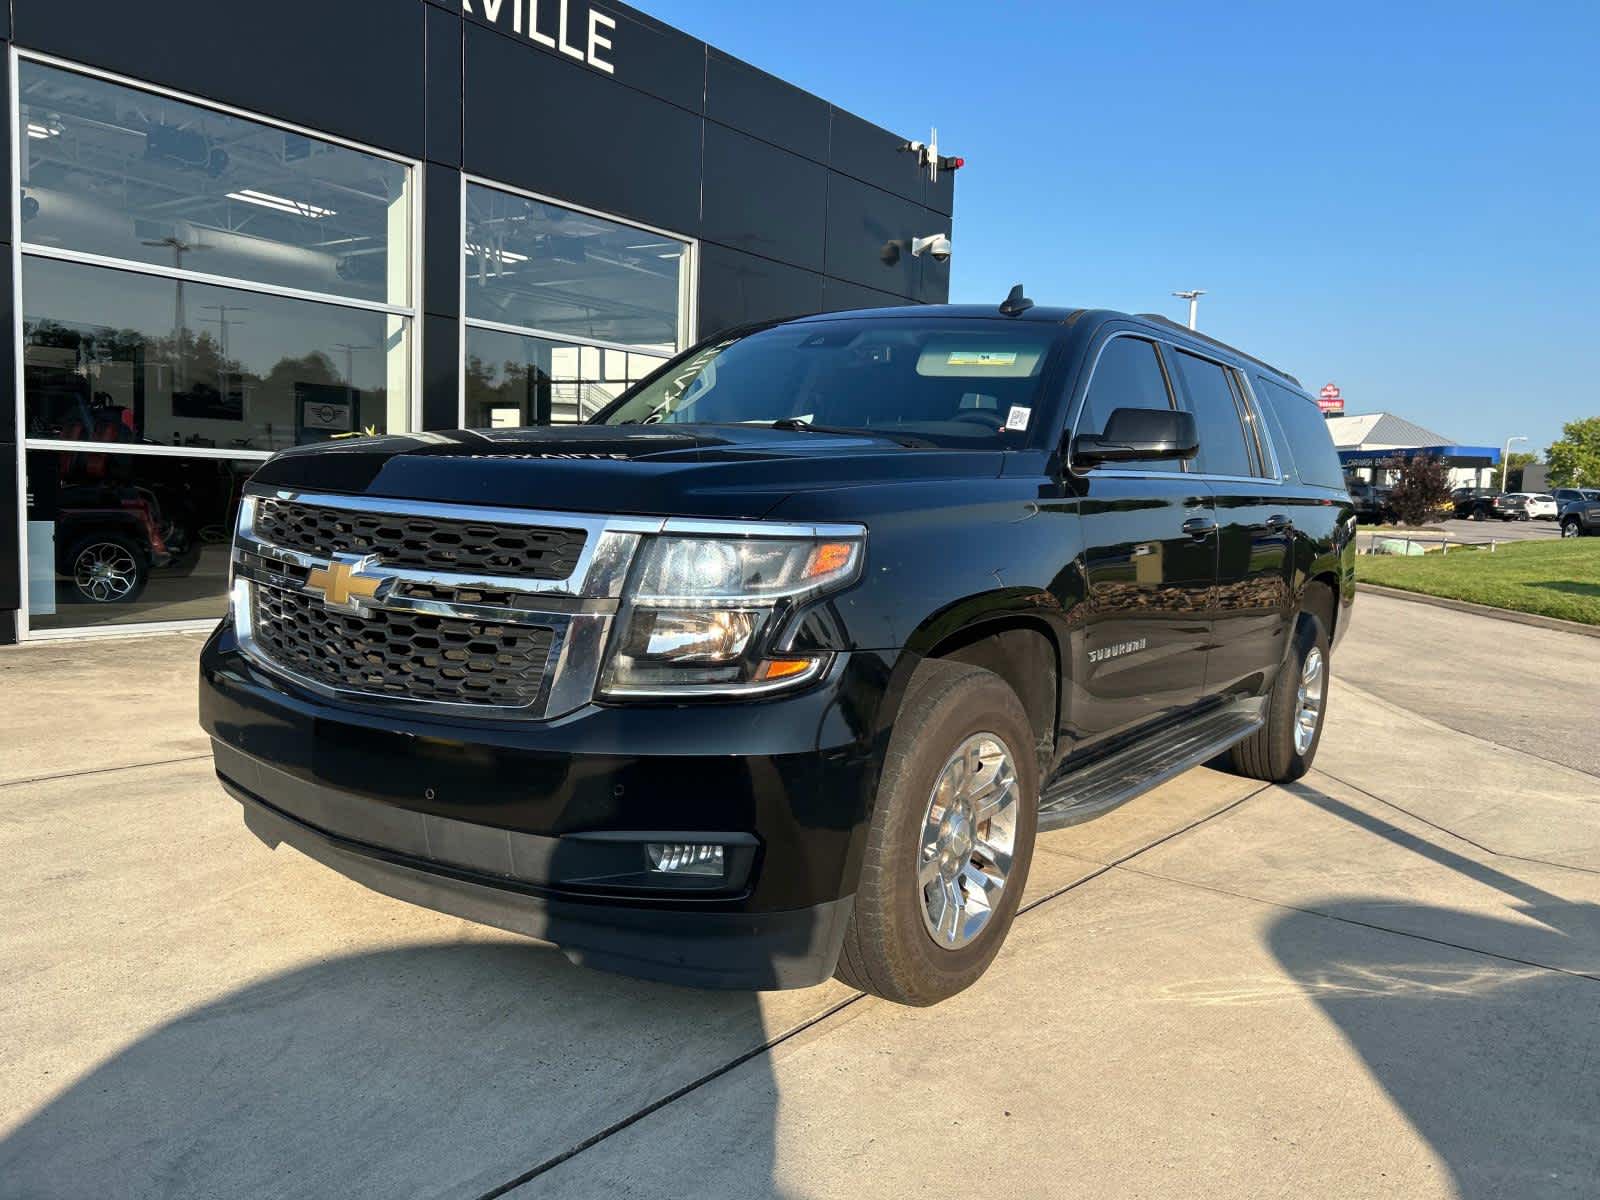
[1037,700,1266,831]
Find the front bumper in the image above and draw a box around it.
[200,622,899,989]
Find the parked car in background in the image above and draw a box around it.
[53,483,173,605]
[1561,499,1600,538]
[1507,492,1557,520]
[1451,487,1519,521]
[1554,488,1600,517]
[1346,480,1395,524]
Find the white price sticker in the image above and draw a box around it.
[1004,405,1032,432]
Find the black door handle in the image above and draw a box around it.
[1265,514,1293,531]
[1181,516,1217,538]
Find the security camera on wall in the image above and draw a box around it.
[912,234,952,264]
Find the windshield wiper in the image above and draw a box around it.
[769,419,935,448]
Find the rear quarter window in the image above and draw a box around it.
[1258,377,1345,490]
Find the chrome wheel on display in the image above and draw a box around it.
[73,541,141,603]
[918,732,1020,950]
[1294,646,1326,755]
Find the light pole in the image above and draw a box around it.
[1500,436,1528,492]
[1172,289,1205,330]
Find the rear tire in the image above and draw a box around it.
[1227,612,1330,784]
[835,659,1039,1006]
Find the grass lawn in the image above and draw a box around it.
[1357,537,1600,625]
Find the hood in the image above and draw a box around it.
[247,424,1006,519]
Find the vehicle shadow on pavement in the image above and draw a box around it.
[0,940,784,1200]
[1267,785,1600,1198]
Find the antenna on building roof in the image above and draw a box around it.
[999,284,1034,317]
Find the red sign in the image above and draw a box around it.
[1318,382,1344,415]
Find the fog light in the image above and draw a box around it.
[647,843,726,876]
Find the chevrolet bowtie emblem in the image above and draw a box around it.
[304,555,391,614]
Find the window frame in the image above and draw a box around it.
[458,174,699,428]
[1065,331,1182,479]
[1166,346,1261,482]
[10,47,424,640]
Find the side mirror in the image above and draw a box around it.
[1072,407,1199,466]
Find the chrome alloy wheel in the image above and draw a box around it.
[1294,646,1326,755]
[918,733,1020,950]
[73,542,140,603]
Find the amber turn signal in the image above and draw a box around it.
[804,541,856,579]
[754,657,816,682]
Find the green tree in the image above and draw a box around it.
[1546,417,1600,487]
[1385,454,1453,526]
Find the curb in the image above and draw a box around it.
[1356,582,1600,640]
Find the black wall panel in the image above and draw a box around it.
[422,314,462,431]
[915,215,953,303]
[463,24,703,237]
[820,276,910,314]
[828,107,925,208]
[697,244,824,338]
[463,0,706,115]
[706,51,829,164]
[13,0,428,160]
[824,172,933,297]
[426,4,464,165]
[423,163,462,319]
[0,448,17,612]
[702,124,827,273]
[0,49,10,242]
[0,254,11,444]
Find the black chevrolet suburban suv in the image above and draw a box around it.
[200,297,1355,1006]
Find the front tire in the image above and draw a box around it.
[835,659,1039,1006]
[1562,518,1583,538]
[1227,612,1330,784]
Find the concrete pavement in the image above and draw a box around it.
[1338,591,1600,776]
[3,597,1598,1198]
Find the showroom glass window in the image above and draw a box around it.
[14,59,417,635]
[463,181,690,427]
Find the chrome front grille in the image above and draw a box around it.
[252,586,556,707]
[253,498,587,580]
[230,490,661,720]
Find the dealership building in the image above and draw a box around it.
[0,0,956,642]
[1328,412,1501,489]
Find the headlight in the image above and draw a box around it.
[600,532,864,698]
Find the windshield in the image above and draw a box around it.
[594,318,1059,446]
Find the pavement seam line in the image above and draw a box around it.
[1105,858,1600,987]
[1019,782,1275,917]
[0,753,214,791]
[1311,767,1600,881]
[1334,678,1600,784]
[474,782,1275,1195]
[472,991,866,1199]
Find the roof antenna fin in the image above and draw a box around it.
[999,284,1034,317]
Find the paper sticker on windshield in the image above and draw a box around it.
[1005,406,1032,432]
[947,350,1018,368]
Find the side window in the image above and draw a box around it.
[1259,377,1345,489]
[1171,350,1255,478]
[1076,336,1182,473]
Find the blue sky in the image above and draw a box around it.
[654,0,1599,457]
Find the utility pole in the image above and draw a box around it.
[1172,289,1205,330]
[197,304,249,412]
[143,234,203,392]
[333,342,377,387]
[1500,435,1528,492]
